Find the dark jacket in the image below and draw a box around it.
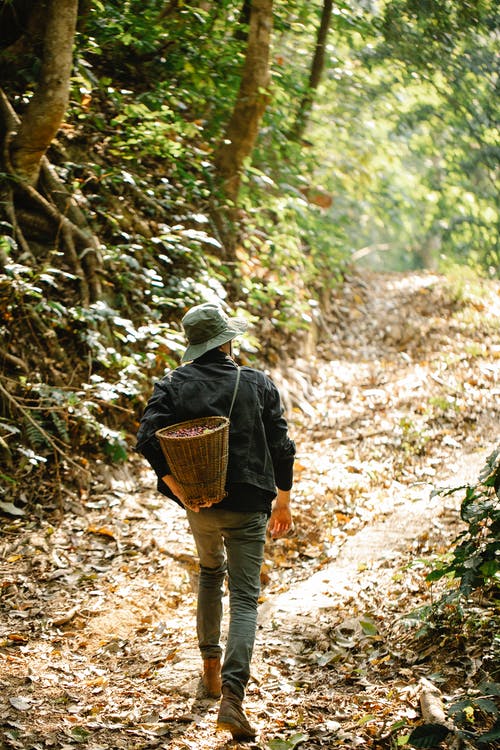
[136,349,295,513]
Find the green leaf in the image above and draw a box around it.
[0,473,17,485]
[480,560,499,578]
[478,682,500,697]
[267,733,309,750]
[426,568,450,582]
[477,717,500,745]
[357,713,377,726]
[106,442,128,462]
[474,698,499,717]
[408,723,451,747]
[70,726,91,742]
[478,449,500,484]
[360,616,379,636]
[397,734,411,746]
[390,719,410,732]
[0,501,25,516]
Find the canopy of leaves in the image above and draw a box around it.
[0,0,498,512]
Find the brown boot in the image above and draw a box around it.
[216,686,256,740]
[202,657,221,698]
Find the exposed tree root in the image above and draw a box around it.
[0,347,28,373]
[419,677,452,726]
[0,87,102,304]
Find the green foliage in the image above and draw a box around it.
[109,102,200,161]
[266,0,499,276]
[441,263,492,306]
[266,733,309,750]
[78,0,248,130]
[396,450,499,750]
[372,0,499,274]
[0,253,191,504]
[397,416,431,456]
[236,174,349,334]
[83,0,166,57]
[407,723,451,748]
[427,447,500,596]
[2,0,498,511]
[406,681,500,748]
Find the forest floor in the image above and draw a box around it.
[1,270,499,750]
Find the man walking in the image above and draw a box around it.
[136,301,295,740]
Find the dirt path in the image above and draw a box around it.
[1,271,499,750]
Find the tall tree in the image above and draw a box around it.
[9,0,78,186]
[290,0,333,141]
[214,0,273,206]
[0,0,102,303]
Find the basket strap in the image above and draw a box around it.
[228,366,241,419]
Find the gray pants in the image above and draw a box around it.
[186,508,268,700]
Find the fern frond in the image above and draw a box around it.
[50,412,70,444]
[24,417,49,449]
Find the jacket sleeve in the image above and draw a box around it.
[136,378,177,478]
[262,375,296,490]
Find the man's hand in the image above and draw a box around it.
[162,474,214,512]
[162,474,187,505]
[269,489,293,539]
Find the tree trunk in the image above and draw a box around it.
[10,0,78,186]
[290,0,333,141]
[214,0,273,205]
[0,0,103,306]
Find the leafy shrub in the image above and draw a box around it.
[427,447,500,596]
[395,449,500,748]
[407,681,500,748]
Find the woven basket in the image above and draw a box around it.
[155,416,230,510]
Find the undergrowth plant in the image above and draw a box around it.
[406,681,500,749]
[428,446,500,597]
[400,448,500,749]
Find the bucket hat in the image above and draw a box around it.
[181,302,247,362]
